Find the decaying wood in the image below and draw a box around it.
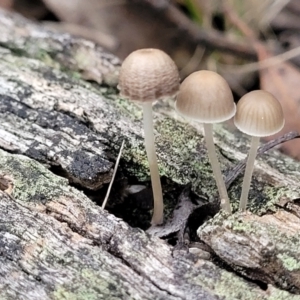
[0,8,299,299]
[0,148,296,300]
[133,0,257,60]
[199,210,300,294]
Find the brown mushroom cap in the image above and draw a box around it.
[234,90,285,137]
[118,48,180,102]
[175,70,236,123]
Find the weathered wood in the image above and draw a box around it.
[0,149,297,300]
[198,210,300,293]
[0,8,299,299]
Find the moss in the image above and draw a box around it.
[122,113,220,198]
[228,180,299,216]
[277,253,300,272]
[0,42,26,57]
[112,97,142,122]
[91,87,300,216]
[267,287,300,300]
[191,261,265,300]
[52,268,127,300]
[53,287,126,300]
[261,186,287,213]
[53,287,101,300]
[0,150,68,203]
[230,219,256,233]
[35,49,60,69]
[247,185,287,215]
[155,117,228,198]
[60,67,82,81]
[215,270,263,299]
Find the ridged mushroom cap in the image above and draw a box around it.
[118,48,180,102]
[234,90,285,137]
[175,70,236,123]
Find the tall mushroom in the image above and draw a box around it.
[118,48,180,225]
[234,90,284,211]
[175,70,236,214]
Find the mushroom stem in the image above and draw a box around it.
[203,123,231,214]
[239,136,260,211]
[142,102,164,225]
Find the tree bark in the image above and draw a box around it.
[0,8,299,299]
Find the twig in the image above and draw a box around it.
[101,140,125,210]
[222,0,269,60]
[146,185,201,237]
[222,1,257,39]
[219,44,300,74]
[132,0,257,59]
[179,45,205,77]
[225,131,300,188]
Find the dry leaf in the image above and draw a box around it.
[258,46,300,159]
[0,0,13,10]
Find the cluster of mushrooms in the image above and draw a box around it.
[118,48,285,226]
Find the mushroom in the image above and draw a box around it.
[234,90,284,211]
[118,48,180,225]
[175,70,236,214]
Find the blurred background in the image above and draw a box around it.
[2,0,300,159]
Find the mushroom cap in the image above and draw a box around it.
[234,90,285,137]
[175,70,236,123]
[118,48,180,102]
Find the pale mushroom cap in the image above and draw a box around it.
[234,90,285,137]
[175,70,236,123]
[118,48,180,102]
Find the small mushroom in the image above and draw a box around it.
[175,70,236,214]
[234,90,285,211]
[118,48,180,225]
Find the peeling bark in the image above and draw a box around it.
[0,8,299,299]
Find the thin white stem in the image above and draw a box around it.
[142,102,164,225]
[239,136,260,211]
[101,140,125,210]
[203,123,232,214]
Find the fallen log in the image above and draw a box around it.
[0,8,299,299]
